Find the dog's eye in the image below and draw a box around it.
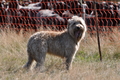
[72,22,76,25]
[78,21,82,24]
[76,22,81,25]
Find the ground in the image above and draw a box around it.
[0,29,120,80]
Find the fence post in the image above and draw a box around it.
[94,0,102,61]
[82,4,85,21]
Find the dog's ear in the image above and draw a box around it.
[67,19,71,26]
[67,18,73,29]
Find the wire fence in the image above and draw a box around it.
[0,0,119,33]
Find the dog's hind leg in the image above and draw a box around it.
[34,47,47,71]
[23,55,34,69]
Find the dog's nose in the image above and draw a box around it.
[76,26,83,30]
[76,27,80,30]
[76,24,84,28]
[75,26,84,32]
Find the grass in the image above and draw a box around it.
[0,29,120,80]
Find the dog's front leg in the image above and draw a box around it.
[65,56,74,70]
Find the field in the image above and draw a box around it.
[0,29,120,80]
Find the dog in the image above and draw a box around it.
[23,16,87,70]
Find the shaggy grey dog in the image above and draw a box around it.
[23,16,87,70]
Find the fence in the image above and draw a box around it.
[0,0,119,33]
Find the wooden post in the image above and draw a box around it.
[94,0,102,61]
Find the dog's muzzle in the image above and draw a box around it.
[74,26,84,39]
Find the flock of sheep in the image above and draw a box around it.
[0,0,119,32]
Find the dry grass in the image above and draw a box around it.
[0,29,120,80]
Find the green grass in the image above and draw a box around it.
[0,29,120,80]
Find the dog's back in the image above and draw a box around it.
[27,30,76,58]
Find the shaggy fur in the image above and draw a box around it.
[23,16,87,70]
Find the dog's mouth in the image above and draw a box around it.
[74,27,83,39]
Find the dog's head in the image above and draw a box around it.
[67,16,87,42]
